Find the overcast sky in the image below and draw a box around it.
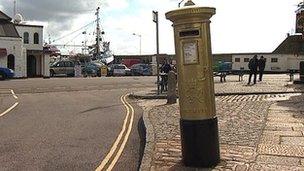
[0,0,301,55]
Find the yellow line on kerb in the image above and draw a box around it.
[95,94,134,171]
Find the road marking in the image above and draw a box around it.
[106,94,135,171]
[0,102,19,117]
[95,94,134,171]
[10,89,18,99]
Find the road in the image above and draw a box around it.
[0,77,155,171]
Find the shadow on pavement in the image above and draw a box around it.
[275,84,304,112]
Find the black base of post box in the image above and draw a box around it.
[180,117,220,168]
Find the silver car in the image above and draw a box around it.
[50,61,75,77]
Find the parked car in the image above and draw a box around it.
[130,63,152,76]
[107,64,131,76]
[82,62,104,77]
[50,60,78,77]
[0,67,14,80]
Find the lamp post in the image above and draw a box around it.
[132,33,142,55]
[153,10,160,95]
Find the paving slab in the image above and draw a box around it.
[138,74,304,170]
[281,137,304,146]
[256,155,300,166]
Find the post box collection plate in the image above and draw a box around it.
[182,41,198,65]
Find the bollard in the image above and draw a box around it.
[300,62,304,81]
[166,0,220,167]
[167,71,177,104]
[289,70,294,82]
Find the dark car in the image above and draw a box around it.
[0,67,14,80]
[82,62,104,77]
[130,63,152,76]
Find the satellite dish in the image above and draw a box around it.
[14,13,23,24]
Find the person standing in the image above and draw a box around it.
[160,61,172,92]
[161,61,172,74]
[247,55,258,85]
[258,56,266,81]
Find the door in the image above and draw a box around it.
[27,55,36,77]
[55,61,65,75]
[64,61,74,76]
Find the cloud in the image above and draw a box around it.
[0,0,300,55]
[0,0,128,39]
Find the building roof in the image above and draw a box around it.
[15,23,43,28]
[0,11,12,21]
[0,21,20,38]
[273,35,304,54]
[0,11,20,38]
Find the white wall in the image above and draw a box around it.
[0,37,26,77]
[43,54,50,77]
[15,25,43,51]
[232,53,292,72]
[287,55,304,70]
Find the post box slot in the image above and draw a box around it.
[179,30,200,37]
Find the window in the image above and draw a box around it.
[244,58,250,62]
[115,65,125,69]
[56,61,64,67]
[64,61,74,67]
[34,33,39,44]
[23,32,29,44]
[235,58,240,62]
[7,54,15,70]
[271,58,278,63]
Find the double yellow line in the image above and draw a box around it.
[95,94,135,171]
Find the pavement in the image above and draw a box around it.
[132,74,304,171]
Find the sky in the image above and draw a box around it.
[0,0,301,55]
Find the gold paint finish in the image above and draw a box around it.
[166,7,216,120]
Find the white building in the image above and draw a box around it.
[231,35,304,72]
[0,11,26,77]
[0,11,50,78]
[232,53,304,72]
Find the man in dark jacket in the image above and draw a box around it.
[247,55,258,85]
[161,61,172,74]
[258,56,266,81]
[160,61,172,92]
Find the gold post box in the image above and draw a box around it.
[166,0,220,167]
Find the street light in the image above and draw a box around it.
[132,33,142,55]
[153,10,160,95]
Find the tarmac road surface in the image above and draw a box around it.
[0,77,154,170]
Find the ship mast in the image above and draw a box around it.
[96,7,101,57]
[13,0,16,16]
